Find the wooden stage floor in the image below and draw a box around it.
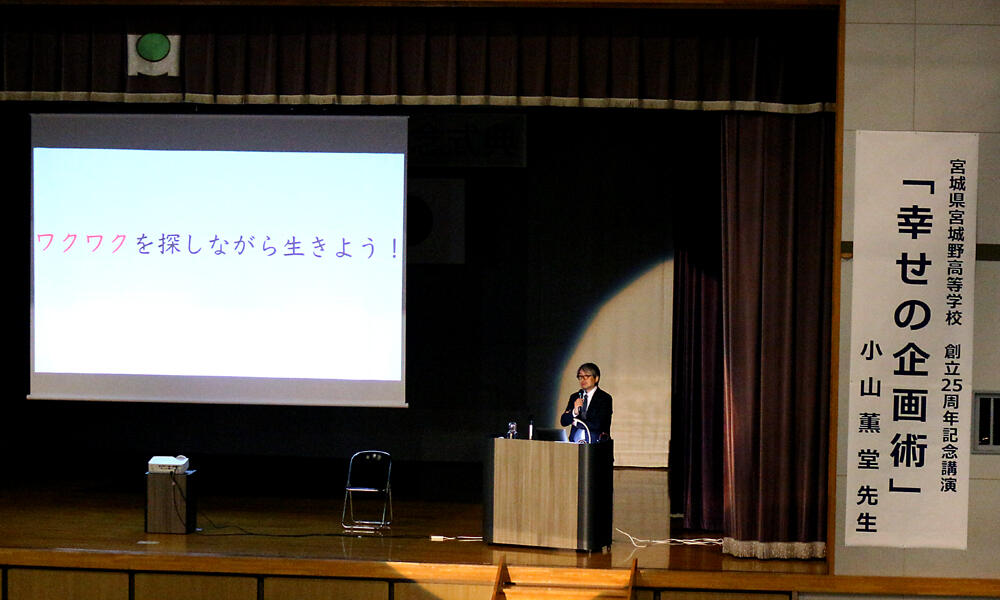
[0,467,824,576]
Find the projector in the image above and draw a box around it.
[148,455,189,474]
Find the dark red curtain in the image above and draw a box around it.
[669,125,725,533]
[719,112,834,558]
[670,241,725,533]
[1,7,837,109]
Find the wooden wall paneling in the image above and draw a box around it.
[263,576,389,600]
[658,592,790,600]
[133,573,257,600]
[826,0,847,573]
[0,0,841,8]
[394,582,495,600]
[8,568,129,600]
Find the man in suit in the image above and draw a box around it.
[560,362,612,443]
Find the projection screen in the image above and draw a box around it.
[30,114,407,407]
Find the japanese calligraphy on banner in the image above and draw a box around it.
[847,131,978,549]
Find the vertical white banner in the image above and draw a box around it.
[847,131,978,548]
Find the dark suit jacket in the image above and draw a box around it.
[560,387,612,442]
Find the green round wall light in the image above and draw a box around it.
[135,33,171,62]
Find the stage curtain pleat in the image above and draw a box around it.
[669,122,726,532]
[719,112,833,559]
[0,7,837,110]
[277,19,308,100]
[669,245,725,533]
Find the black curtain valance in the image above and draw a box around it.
[2,7,837,111]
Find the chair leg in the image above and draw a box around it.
[342,489,391,530]
[341,490,352,529]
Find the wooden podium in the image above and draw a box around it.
[145,470,197,534]
[483,437,613,551]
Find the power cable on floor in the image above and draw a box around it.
[615,527,722,548]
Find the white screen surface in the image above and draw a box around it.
[30,114,407,406]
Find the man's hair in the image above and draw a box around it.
[577,362,601,379]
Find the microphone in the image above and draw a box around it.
[572,418,592,444]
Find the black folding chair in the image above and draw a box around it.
[342,450,393,530]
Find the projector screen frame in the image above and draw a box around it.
[29,113,408,408]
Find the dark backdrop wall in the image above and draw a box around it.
[1,103,715,498]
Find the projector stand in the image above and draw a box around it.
[145,470,197,534]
